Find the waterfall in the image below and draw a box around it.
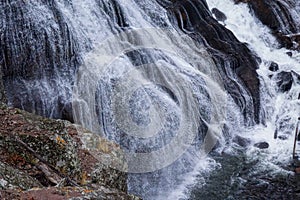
[2,0,299,199]
[206,0,299,159]
[181,0,299,199]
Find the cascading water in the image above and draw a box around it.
[182,1,300,199]
[206,0,300,166]
[71,11,229,200]
[1,0,299,199]
[1,1,236,199]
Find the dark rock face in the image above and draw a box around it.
[275,71,300,92]
[159,0,261,123]
[253,141,269,149]
[211,8,227,23]
[0,0,80,122]
[235,0,300,50]
[268,62,279,72]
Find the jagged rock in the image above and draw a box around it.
[253,142,269,149]
[268,62,279,72]
[0,105,139,199]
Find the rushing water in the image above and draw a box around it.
[180,1,300,199]
[2,0,300,199]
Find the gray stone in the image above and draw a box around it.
[254,142,269,149]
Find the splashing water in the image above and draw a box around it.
[4,0,300,199]
[207,0,300,164]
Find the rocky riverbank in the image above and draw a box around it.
[0,103,140,200]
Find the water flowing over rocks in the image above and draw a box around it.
[0,0,80,122]
[0,66,5,104]
[0,0,261,126]
[235,0,300,50]
[158,0,260,123]
[2,0,300,199]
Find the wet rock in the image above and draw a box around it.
[286,52,293,57]
[268,62,279,72]
[232,135,251,147]
[276,71,293,92]
[275,71,300,92]
[211,8,227,24]
[254,142,269,149]
[0,106,139,199]
[160,0,261,124]
[278,135,288,140]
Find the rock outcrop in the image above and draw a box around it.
[0,104,139,200]
[159,0,261,123]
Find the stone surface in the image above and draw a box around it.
[159,0,261,124]
[211,8,227,23]
[0,105,139,199]
[275,71,300,92]
[253,141,269,149]
[268,62,279,72]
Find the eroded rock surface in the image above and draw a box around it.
[0,104,140,200]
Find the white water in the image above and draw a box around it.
[171,0,300,196]
[67,0,231,199]
[167,1,300,199]
[4,0,300,199]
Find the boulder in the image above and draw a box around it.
[286,52,293,57]
[211,8,227,24]
[254,142,269,149]
[275,71,300,92]
[0,105,139,199]
[268,62,279,72]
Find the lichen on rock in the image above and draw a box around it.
[0,105,140,199]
